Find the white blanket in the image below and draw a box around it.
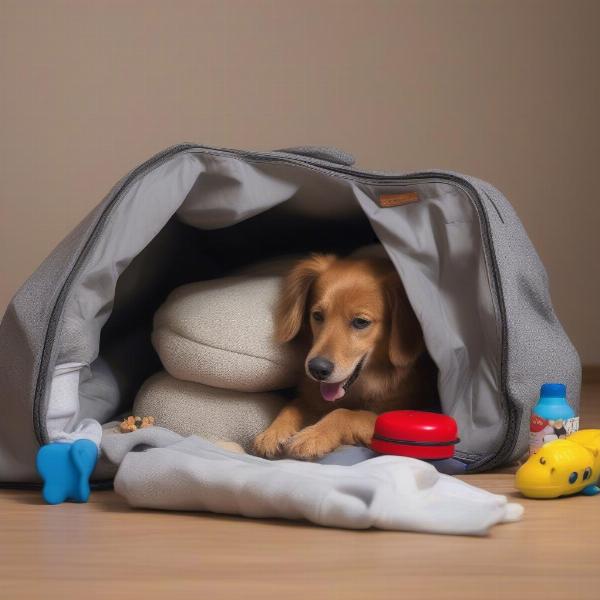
[102,427,523,536]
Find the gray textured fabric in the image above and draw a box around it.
[463,176,581,467]
[0,205,105,480]
[152,275,302,392]
[103,428,523,535]
[132,371,285,452]
[0,143,580,481]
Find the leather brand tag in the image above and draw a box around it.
[378,192,419,207]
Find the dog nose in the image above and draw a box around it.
[308,357,334,381]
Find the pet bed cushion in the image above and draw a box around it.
[133,371,285,452]
[152,273,302,392]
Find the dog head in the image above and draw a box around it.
[275,254,424,402]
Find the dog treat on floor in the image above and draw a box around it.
[118,415,155,433]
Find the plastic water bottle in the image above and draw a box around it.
[529,383,579,456]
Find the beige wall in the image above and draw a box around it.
[1,0,598,363]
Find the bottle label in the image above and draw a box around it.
[529,414,579,455]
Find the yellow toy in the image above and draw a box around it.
[515,429,600,499]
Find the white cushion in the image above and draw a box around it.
[152,272,302,391]
[133,372,285,451]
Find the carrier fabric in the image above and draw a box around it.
[0,145,580,481]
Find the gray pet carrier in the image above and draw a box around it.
[0,144,580,482]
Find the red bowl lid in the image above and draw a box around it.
[373,410,459,445]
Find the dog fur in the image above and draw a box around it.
[253,253,436,460]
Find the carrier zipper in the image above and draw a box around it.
[32,145,517,471]
[32,144,197,443]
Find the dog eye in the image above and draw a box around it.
[351,317,371,330]
[312,311,324,322]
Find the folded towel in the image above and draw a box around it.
[102,427,523,536]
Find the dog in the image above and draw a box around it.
[253,252,436,460]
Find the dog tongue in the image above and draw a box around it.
[320,382,346,402]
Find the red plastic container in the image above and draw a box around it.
[370,410,460,459]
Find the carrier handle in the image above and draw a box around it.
[272,146,355,167]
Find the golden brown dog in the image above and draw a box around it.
[253,253,436,460]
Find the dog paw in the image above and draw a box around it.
[285,427,338,460]
[253,428,295,458]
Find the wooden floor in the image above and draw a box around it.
[1,384,599,600]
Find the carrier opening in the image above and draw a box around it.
[45,151,504,463]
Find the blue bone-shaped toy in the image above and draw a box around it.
[36,440,98,504]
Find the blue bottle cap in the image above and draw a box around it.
[534,382,574,420]
[540,383,566,398]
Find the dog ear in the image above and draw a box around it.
[385,273,425,368]
[275,254,336,343]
